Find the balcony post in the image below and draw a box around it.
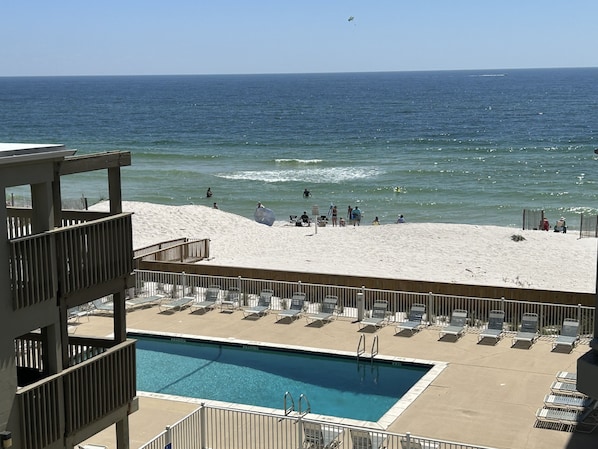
[108,167,122,214]
[31,181,54,233]
[114,291,127,343]
[116,416,131,449]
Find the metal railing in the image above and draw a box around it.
[139,402,498,449]
[134,269,595,342]
[16,339,136,449]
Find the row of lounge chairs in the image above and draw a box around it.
[82,291,583,350]
[535,371,598,433]
[303,421,438,449]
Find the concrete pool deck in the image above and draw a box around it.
[75,306,596,449]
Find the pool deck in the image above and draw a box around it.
[76,306,596,449]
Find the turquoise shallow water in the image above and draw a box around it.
[134,335,430,422]
[2,68,598,227]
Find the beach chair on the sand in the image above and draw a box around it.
[190,285,220,313]
[242,289,273,318]
[351,429,386,449]
[438,309,467,340]
[277,292,306,321]
[306,295,338,326]
[550,381,585,397]
[395,303,426,335]
[511,312,539,348]
[477,310,505,344]
[359,301,388,330]
[303,421,341,449]
[552,318,580,351]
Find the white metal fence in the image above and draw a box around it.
[133,269,595,342]
[139,402,499,449]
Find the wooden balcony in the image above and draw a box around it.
[9,213,133,310]
[16,338,137,449]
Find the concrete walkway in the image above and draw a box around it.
[76,305,596,449]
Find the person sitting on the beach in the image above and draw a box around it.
[213,202,218,209]
[372,216,380,225]
[300,211,310,226]
[303,188,311,198]
[541,218,550,231]
[554,217,567,233]
[397,214,405,223]
[206,187,213,198]
[339,217,346,227]
[257,202,264,208]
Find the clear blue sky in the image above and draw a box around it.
[2,1,597,76]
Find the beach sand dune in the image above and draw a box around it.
[94,202,597,293]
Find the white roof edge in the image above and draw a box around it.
[0,143,77,165]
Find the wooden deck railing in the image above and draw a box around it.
[16,339,136,449]
[135,238,210,266]
[8,213,133,310]
[55,213,133,297]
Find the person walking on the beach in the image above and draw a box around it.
[206,187,213,198]
[347,205,353,221]
[331,205,338,226]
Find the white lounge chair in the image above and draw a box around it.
[511,312,539,348]
[306,295,338,326]
[438,309,467,340]
[242,289,274,318]
[556,371,577,383]
[400,434,440,449]
[395,303,426,335]
[351,429,385,449]
[158,296,195,312]
[92,298,114,314]
[552,318,580,350]
[220,287,242,311]
[303,421,341,449]
[277,292,306,321]
[550,381,585,397]
[477,310,505,343]
[125,294,164,311]
[190,285,220,313]
[359,301,388,330]
[544,394,594,411]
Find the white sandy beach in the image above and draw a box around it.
[94,201,597,293]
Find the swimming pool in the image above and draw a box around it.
[131,331,445,424]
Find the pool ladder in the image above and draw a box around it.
[357,334,378,360]
[284,391,311,416]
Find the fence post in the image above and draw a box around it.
[404,431,411,449]
[357,287,365,321]
[199,402,206,449]
[428,292,434,325]
[165,425,172,449]
[237,276,243,306]
[297,414,303,449]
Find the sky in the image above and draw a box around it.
[1,1,598,76]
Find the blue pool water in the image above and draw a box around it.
[133,334,431,422]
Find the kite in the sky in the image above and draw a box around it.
[348,16,354,22]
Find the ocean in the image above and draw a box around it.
[1,68,597,228]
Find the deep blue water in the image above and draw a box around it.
[134,335,429,421]
[1,68,598,227]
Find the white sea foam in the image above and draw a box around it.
[217,167,381,183]
[275,158,323,164]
